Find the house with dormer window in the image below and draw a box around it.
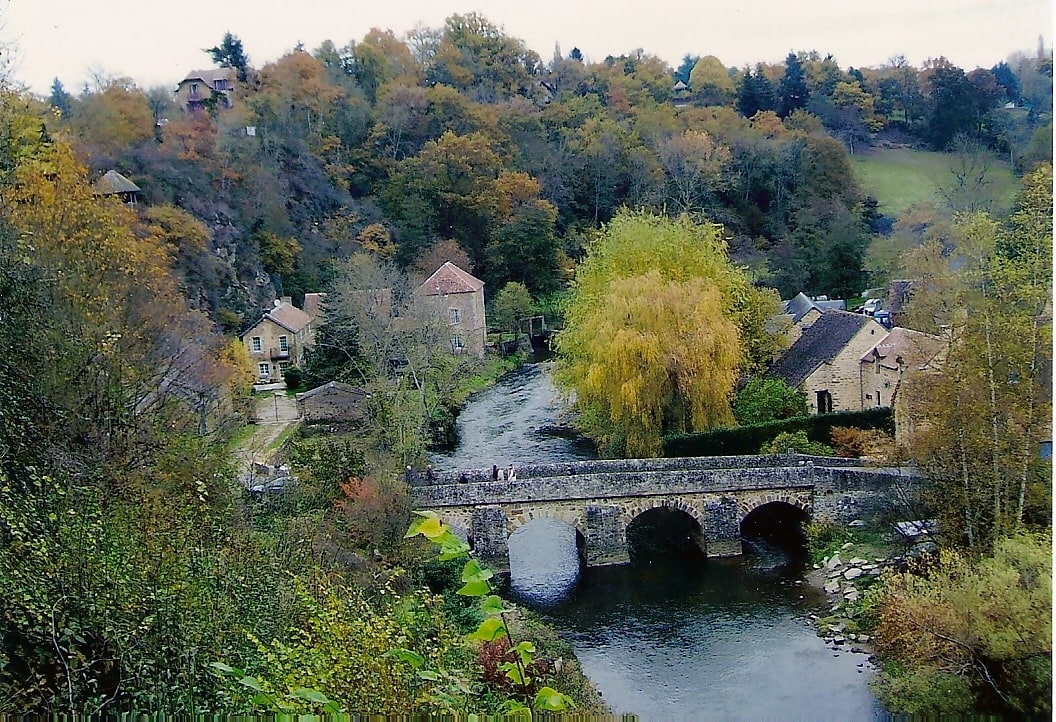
[176,68,236,112]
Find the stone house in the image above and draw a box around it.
[175,68,236,112]
[413,262,487,358]
[769,311,889,414]
[296,381,370,426]
[859,326,945,445]
[780,292,847,344]
[240,297,317,382]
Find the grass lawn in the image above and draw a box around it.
[852,147,1019,216]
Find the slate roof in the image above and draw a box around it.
[781,292,846,324]
[177,67,236,88]
[94,170,140,195]
[769,311,873,387]
[415,262,484,296]
[265,302,311,333]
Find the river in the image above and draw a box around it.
[431,362,884,719]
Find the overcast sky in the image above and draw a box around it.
[6,0,1053,95]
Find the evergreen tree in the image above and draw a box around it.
[48,77,72,118]
[205,32,250,82]
[777,52,809,117]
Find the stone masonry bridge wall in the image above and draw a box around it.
[412,455,921,571]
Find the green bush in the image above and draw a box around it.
[761,430,833,456]
[663,407,893,457]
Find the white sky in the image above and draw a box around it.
[5,0,1053,96]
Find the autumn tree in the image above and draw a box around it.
[900,165,1053,550]
[554,210,781,457]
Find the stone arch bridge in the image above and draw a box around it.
[410,455,919,570]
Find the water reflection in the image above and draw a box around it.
[508,518,583,607]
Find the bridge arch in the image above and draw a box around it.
[625,498,708,562]
[623,496,707,531]
[739,498,811,554]
[506,506,586,538]
[737,491,812,523]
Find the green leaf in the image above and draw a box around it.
[209,661,245,677]
[534,686,575,711]
[384,647,426,669]
[289,687,332,705]
[499,661,528,686]
[406,514,446,540]
[514,640,536,666]
[461,558,495,583]
[457,579,491,597]
[416,670,440,681]
[469,617,507,641]
[238,675,265,692]
[479,594,508,616]
[436,531,471,560]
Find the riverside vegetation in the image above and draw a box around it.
[0,14,1051,717]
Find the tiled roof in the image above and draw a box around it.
[782,293,846,323]
[769,311,873,387]
[266,302,311,333]
[861,327,943,370]
[415,261,484,296]
[94,170,140,195]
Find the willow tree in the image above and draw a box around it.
[554,210,782,457]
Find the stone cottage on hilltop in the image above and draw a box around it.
[240,297,318,382]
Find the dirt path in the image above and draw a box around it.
[233,386,300,485]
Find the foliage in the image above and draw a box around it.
[900,165,1053,550]
[828,426,871,458]
[732,376,807,425]
[335,476,413,554]
[872,533,1052,716]
[663,407,894,457]
[760,430,834,456]
[405,512,575,714]
[554,210,781,456]
[489,281,536,336]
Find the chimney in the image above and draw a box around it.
[280,296,292,306]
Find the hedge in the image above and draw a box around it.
[662,407,894,457]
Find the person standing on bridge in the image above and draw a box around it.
[508,464,517,481]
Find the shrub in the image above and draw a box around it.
[733,377,808,425]
[760,430,833,456]
[283,367,303,390]
[829,426,870,458]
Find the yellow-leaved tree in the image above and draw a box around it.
[554,210,782,457]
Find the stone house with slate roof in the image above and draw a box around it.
[781,292,848,343]
[859,326,945,444]
[413,262,486,358]
[769,310,888,414]
[241,297,317,382]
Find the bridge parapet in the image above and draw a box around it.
[412,465,817,508]
[414,454,877,486]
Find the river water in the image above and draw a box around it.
[431,363,884,719]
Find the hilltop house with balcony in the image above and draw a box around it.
[241,297,317,382]
[176,68,236,112]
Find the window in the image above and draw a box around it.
[251,336,262,352]
[189,82,200,99]
[876,390,882,406]
[449,307,461,324]
[278,361,289,375]
[816,390,833,414]
[258,362,270,377]
[214,78,229,91]
[278,335,289,352]
[451,334,465,352]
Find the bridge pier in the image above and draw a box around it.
[702,497,742,557]
[585,504,630,566]
[471,506,510,571]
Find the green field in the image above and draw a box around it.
[852,147,1020,217]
